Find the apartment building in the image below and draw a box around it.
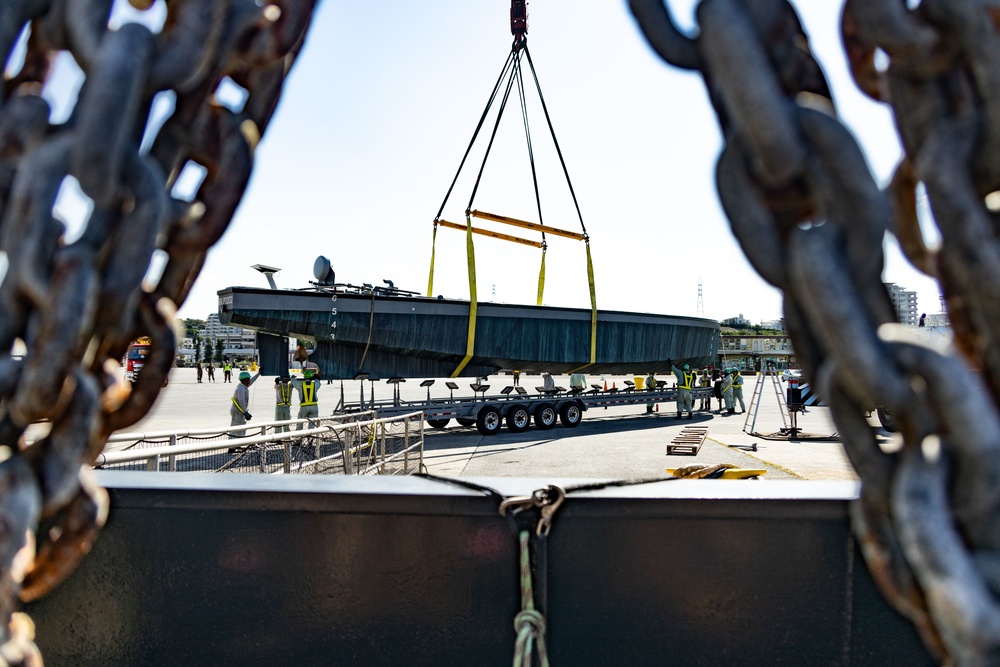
[884,283,918,326]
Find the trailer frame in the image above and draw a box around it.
[335,382,715,435]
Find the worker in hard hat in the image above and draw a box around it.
[291,369,321,429]
[229,370,261,437]
[667,359,695,419]
[731,368,745,413]
[721,368,735,415]
[274,376,294,433]
[698,370,711,411]
[645,371,657,413]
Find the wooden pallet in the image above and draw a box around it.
[666,426,708,456]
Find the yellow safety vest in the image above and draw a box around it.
[679,371,694,390]
[301,380,318,406]
[277,383,292,406]
[733,374,743,388]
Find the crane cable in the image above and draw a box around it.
[428,49,517,298]
[450,46,522,378]
[521,43,597,371]
[512,48,548,305]
[430,38,598,377]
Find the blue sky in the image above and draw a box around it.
[27,1,944,325]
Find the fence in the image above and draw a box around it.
[95,412,425,475]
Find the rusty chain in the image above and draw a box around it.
[0,0,317,663]
[631,0,1000,663]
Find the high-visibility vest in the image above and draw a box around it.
[277,383,292,406]
[301,380,318,406]
[679,371,694,390]
[733,374,743,388]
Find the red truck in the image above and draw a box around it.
[124,337,152,383]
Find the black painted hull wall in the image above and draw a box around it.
[24,475,934,666]
[219,287,720,379]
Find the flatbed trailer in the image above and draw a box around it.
[335,381,715,436]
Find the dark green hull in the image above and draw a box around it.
[218,286,719,379]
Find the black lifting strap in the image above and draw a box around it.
[434,38,589,243]
[522,43,587,237]
[434,50,517,222]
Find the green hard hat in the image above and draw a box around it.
[303,369,315,378]
[239,371,251,380]
[682,363,690,371]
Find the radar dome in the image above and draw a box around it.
[313,256,334,285]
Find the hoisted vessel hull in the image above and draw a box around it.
[218,286,719,379]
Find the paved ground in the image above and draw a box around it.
[108,368,869,481]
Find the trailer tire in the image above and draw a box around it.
[456,417,477,427]
[506,404,531,433]
[476,406,503,436]
[426,418,450,429]
[559,402,583,428]
[876,407,896,433]
[534,403,557,430]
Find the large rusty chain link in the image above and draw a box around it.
[631,0,1000,663]
[0,0,317,663]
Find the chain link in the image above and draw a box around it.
[0,0,317,662]
[632,0,1000,662]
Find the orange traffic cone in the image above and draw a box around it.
[603,380,608,391]
[612,381,616,390]
[655,404,659,412]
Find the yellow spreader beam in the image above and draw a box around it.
[471,209,587,241]
[437,219,544,248]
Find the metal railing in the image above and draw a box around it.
[95,412,425,476]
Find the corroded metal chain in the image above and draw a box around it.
[0,0,317,662]
[631,0,1000,663]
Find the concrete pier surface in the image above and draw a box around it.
[105,368,866,482]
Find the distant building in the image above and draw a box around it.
[717,334,795,371]
[199,313,257,359]
[722,313,751,329]
[925,313,949,328]
[884,283,918,326]
[759,319,784,332]
[177,337,195,361]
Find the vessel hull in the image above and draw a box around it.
[218,287,720,379]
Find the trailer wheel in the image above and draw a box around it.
[876,407,897,433]
[506,405,531,433]
[534,403,557,430]
[559,402,583,428]
[456,417,477,427]
[476,406,503,436]
[426,418,450,429]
